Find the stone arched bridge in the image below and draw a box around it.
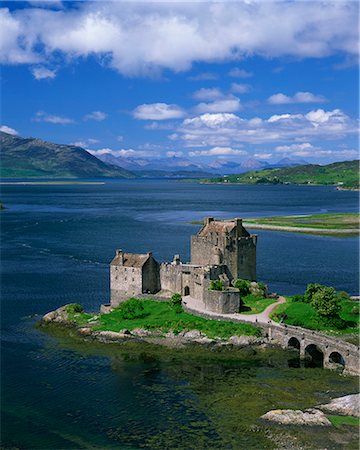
[182,301,359,376]
[268,324,359,375]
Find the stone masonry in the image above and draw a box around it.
[110,217,257,313]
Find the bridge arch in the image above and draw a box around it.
[305,344,324,368]
[288,337,300,350]
[329,351,346,367]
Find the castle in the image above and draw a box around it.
[110,217,257,314]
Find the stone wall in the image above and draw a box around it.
[142,257,161,293]
[203,288,241,314]
[110,265,143,307]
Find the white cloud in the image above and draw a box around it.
[275,143,315,153]
[189,147,247,157]
[166,151,184,157]
[192,88,223,101]
[71,138,99,148]
[275,142,358,159]
[31,66,56,80]
[133,103,185,120]
[33,111,74,124]
[268,91,326,104]
[0,125,19,135]
[1,2,358,75]
[83,111,107,121]
[229,68,253,78]
[88,147,158,158]
[231,83,251,94]
[176,109,357,148]
[194,96,241,114]
[254,153,272,160]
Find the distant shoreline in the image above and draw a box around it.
[0,181,105,185]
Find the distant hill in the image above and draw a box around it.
[200,160,359,189]
[0,132,134,179]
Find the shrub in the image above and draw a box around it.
[311,286,341,317]
[209,280,224,291]
[351,305,359,315]
[256,282,267,297]
[170,293,182,306]
[65,303,84,314]
[304,283,324,303]
[292,294,305,303]
[234,279,251,296]
[117,298,147,320]
[337,291,350,301]
[273,312,288,322]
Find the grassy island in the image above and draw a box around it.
[66,299,261,338]
[243,213,359,236]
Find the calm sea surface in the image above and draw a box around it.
[1,180,359,449]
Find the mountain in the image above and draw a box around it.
[200,160,359,189]
[0,132,134,179]
[272,157,309,168]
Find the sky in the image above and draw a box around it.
[0,0,359,165]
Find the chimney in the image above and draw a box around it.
[116,249,124,264]
[235,218,242,238]
[173,254,181,265]
[205,217,214,225]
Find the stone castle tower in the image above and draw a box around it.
[191,217,257,281]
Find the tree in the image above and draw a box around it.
[209,280,224,291]
[304,283,324,303]
[311,287,341,317]
[234,279,251,296]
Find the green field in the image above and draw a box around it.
[201,160,359,189]
[243,213,359,235]
[68,299,261,338]
[270,296,359,344]
[241,294,276,314]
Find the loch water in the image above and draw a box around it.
[1,180,359,449]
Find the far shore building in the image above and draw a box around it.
[109,217,257,314]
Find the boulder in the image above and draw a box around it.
[42,305,70,323]
[183,330,203,340]
[318,394,360,418]
[249,281,267,297]
[261,408,331,426]
[131,328,152,337]
[229,335,259,346]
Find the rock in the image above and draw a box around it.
[132,328,152,337]
[318,394,360,418]
[42,305,70,323]
[79,327,92,336]
[261,408,331,426]
[183,330,203,340]
[249,281,267,297]
[229,335,258,346]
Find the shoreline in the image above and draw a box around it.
[242,222,359,235]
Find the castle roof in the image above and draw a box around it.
[111,252,150,267]
[198,220,236,236]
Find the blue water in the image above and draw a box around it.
[1,180,359,449]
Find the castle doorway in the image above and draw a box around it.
[184,286,190,296]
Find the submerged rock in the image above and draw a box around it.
[318,394,360,418]
[261,408,331,426]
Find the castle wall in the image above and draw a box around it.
[159,263,182,293]
[142,258,161,293]
[237,236,257,281]
[203,289,241,314]
[110,265,143,307]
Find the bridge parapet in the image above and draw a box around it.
[268,323,359,375]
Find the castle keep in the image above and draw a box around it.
[110,217,257,314]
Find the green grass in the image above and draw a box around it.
[244,213,359,231]
[200,160,359,189]
[241,294,276,314]
[71,299,261,339]
[270,296,359,339]
[328,415,359,427]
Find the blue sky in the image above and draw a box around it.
[1,1,359,164]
